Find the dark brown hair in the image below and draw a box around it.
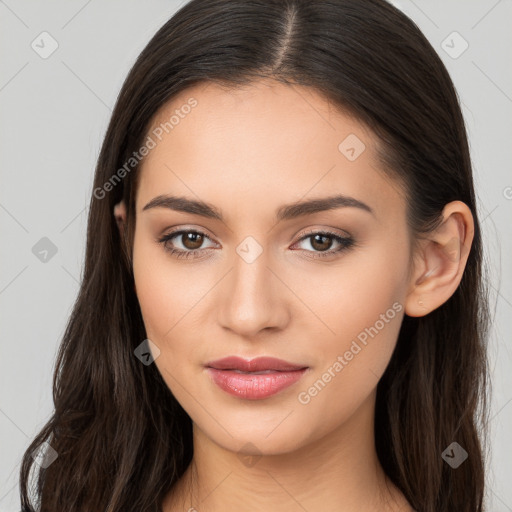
[20,0,490,510]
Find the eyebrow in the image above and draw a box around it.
[142,193,374,221]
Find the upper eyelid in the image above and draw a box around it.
[164,229,217,247]
[161,226,216,241]
[294,227,351,240]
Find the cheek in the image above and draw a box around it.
[132,233,210,341]
[132,235,220,399]
[295,231,408,331]
[132,246,197,398]
[132,241,174,339]
[293,237,409,400]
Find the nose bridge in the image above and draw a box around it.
[217,238,288,336]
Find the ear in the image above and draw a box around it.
[114,200,127,236]
[114,199,135,289]
[405,200,474,317]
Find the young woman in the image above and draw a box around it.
[19,0,490,511]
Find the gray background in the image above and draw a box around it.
[0,0,511,510]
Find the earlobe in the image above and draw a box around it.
[405,201,474,317]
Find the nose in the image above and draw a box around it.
[217,246,291,338]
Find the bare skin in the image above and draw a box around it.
[114,79,474,512]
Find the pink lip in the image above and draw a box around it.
[205,356,308,400]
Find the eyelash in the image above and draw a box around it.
[157,228,355,260]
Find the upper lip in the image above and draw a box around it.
[206,356,307,372]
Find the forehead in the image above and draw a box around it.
[136,79,404,223]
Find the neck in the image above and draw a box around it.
[163,390,411,512]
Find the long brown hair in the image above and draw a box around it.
[19,1,490,510]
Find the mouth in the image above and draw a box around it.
[205,355,308,372]
[205,356,309,400]
[225,369,287,374]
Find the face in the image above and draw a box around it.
[131,79,413,455]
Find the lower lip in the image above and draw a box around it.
[206,367,308,400]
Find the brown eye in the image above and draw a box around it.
[309,233,334,252]
[293,230,355,260]
[157,229,217,259]
[181,232,204,250]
